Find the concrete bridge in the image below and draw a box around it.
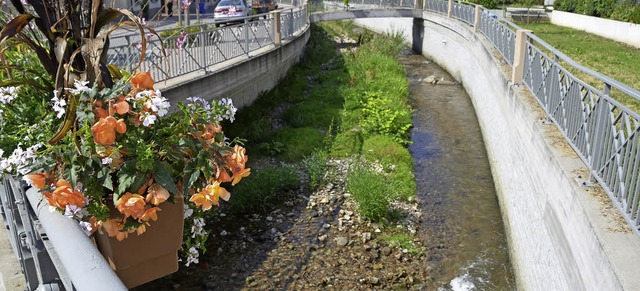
[310,8,423,22]
[3,0,640,290]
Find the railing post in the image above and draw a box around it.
[447,0,452,17]
[474,5,481,32]
[423,0,427,10]
[200,27,207,72]
[273,11,282,46]
[289,9,294,39]
[244,19,250,55]
[511,29,530,85]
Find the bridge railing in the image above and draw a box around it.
[107,5,308,83]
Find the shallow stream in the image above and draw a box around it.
[402,49,515,290]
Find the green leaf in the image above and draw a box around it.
[130,174,148,194]
[153,161,179,194]
[117,161,137,195]
[183,162,200,195]
[98,167,113,191]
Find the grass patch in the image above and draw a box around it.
[226,22,416,224]
[362,135,415,200]
[228,164,300,214]
[382,233,422,255]
[268,127,327,161]
[302,150,329,190]
[517,22,640,111]
[347,164,390,222]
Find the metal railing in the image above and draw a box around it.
[107,5,308,83]
[522,34,640,231]
[421,1,640,233]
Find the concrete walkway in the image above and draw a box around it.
[0,219,25,290]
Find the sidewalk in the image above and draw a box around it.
[0,219,25,290]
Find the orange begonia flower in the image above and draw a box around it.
[188,182,230,211]
[231,167,251,186]
[102,219,128,241]
[25,173,47,189]
[217,167,232,183]
[43,179,86,210]
[116,193,147,219]
[91,116,118,145]
[115,119,126,134]
[146,184,170,205]
[136,224,147,235]
[93,107,108,119]
[131,72,154,90]
[114,95,130,115]
[230,145,248,168]
[139,207,161,222]
[201,123,222,140]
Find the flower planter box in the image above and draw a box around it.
[94,197,184,288]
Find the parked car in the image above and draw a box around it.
[214,0,252,23]
[252,0,277,14]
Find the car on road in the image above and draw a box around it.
[214,0,252,23]
[252,0,277,14]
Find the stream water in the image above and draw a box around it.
[402,49,515,290]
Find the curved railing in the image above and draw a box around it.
[425,1,640,234]
[107,5,309,83]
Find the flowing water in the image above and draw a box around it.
[401,50,515,290]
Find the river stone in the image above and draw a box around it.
[336,236,348,246]
[381,246,392,256]
[369,276,380,285]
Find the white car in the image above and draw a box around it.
[214,0,252,23]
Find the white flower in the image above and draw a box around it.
[101,157,113,165]
[141,113,157,127]
[0,86,18,104]
[185,246,199,267]
[0,108,4,121]
[147,94,170,117]
[79,221,92,236]
[217,98,237,122]
[64,205,85,218]
[51,90,67,119]
[133,90,153,104]
[190,217,207,238]
[186,97,210,110]
[0,159,9,172]
[183,204,194,219]
[67,80,91,95]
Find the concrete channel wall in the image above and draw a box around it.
[355,14,640,291]
[157,27,311,108]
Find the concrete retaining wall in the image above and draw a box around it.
[158,28,310,109]
[356,15,640,291]
[550,11,640,48]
